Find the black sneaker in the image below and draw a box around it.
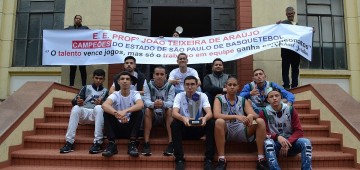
[128,141,139,157]
[89,142,102,154]
[175,160,185,170]
[102,141,118,157]
[163,142,174,156]
[142,142,152,156]
[204,159,214,170]
[215,158,227,170]
[256,158,269,170]
[59,141,74,153]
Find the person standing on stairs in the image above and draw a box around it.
[260,87,312,170]
[101,71,144,157]
[142,66,176,156]
[60,69,109,154]
[66,14,89,87]
[213,76,269,170]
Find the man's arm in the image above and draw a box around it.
[244,99,258,119]
[202,106,213,121]
[168,70,178,85]
[143,84,154,108]
[239,84,251,99]
[191,68,201,86]
[272,83,295,104]
[124,99,144,113]
[72,86,86,106]
[100,90,109,104]
[172,93,190,126]
[109,85,115,94]
[102,97,116,116]
[172,107,184,121]
[287,108,304,143]
[164,85,175,108]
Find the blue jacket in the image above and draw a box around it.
[239,81,295,104]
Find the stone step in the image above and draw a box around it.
[23,135,341,152]
[1,165,359,170]
[10,149,354,169]
[35,122,330,138]
[45,111,320,125]
[51,101,313,114]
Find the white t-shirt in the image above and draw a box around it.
[169,67,199,92]
[173,92,210,118]
[108,90,142,121]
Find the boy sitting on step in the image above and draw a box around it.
[260,87,312,170]
[60,69,109,154]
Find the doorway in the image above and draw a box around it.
[137,6,212,81]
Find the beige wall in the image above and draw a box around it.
[0,0,113,100]
[251,0,297,85]
[0,0,16,100]
[344,0,360,101]
[61,0,112,89]
[252,0,360,101]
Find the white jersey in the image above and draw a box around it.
[169,67,199,92]
[173,92,210,118]
[108,90,142,121]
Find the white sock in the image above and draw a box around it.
[218,156,225,160]
[258,155,265,160]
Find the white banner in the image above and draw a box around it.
[42,24,313,65]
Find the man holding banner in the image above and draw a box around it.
[171,76,215,170]
[278,7,302,89]
[66,15,89,87]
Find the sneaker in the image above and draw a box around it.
[59,141,74,153]
[204,159,214,170]
[89,142,102,154]
[128,140,139,157]
[102,141,118,157]
[215,158,227,170]
[256,158,269,170]
[163,142,174,156]
[142,142,152,156]
[175,160,185,170]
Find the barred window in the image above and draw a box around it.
[13,0,65,66]
[297,0,347,69]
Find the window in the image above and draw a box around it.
[13,0,65,67]
[297,0,347,69]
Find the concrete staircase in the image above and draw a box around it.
[0,99,358,170]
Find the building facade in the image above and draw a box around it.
[1,0,359,101]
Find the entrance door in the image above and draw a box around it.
[148,6,211,81]
[126,0,237,82]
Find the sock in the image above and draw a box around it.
[258,155,265,160]
[218,156,225,161]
